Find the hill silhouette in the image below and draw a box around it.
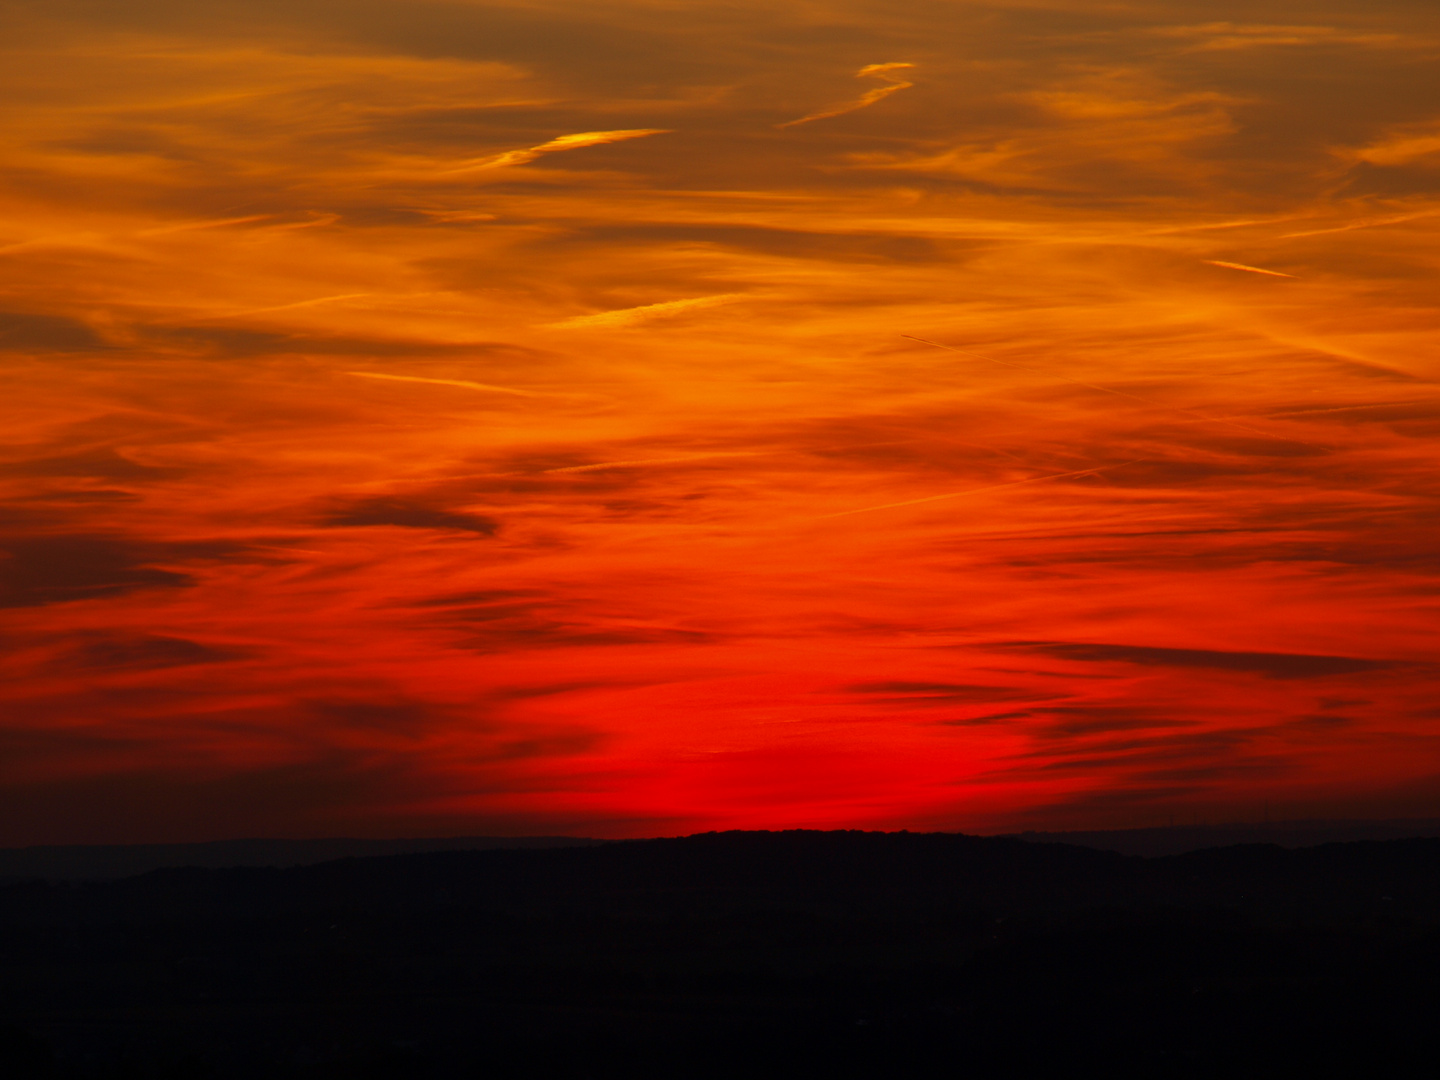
[10,816,1439,882]
[0,836,606,883]
[1005,816,1440,856]
[3,829,1438,1078]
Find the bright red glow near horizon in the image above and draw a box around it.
[3,0,1440,845]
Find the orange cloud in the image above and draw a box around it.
[777,63,915,129]
[1144,22,1410,51]
[440,129,672,172]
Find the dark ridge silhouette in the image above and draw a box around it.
[10,817,1438,882]
[0,836,606,883]
[1005,816,1440,856]
[3,829,1438,1078]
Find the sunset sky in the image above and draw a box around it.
[4,0,1440,845]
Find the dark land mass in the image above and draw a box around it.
[1004,816,1440,857]
[0,837,607,883]
[3,830,1440,1079]
[9,817,1439,881]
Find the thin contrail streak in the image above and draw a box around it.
[1168,399,1439,422]
[343,371,551,397]
[543,452,770,473]
[177,293,374,321]
[1203,260,1295,277]
[818,462,1146,519]
[1261,400,1437,417]
[545,438,977,476]
[138,214,275,236]
[899,335,1331,451]
[1140,214,1314,236]
[368,439,931,487]
[223,294,372,316]
[547,294,743,329]
[0,215,277,254]
[1280,212,1436,239]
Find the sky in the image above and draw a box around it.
[3,0,1440,845]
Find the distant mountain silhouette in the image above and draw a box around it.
[1005,816,1440,856]
[0,835,605,882]
[8,817,1439,882]
[3,829,1439,1077]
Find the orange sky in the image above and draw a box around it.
[4,0,1440,844]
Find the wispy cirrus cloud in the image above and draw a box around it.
[1142,22,1411,51]
[776,62,915,129]
[438,128,672,172]
[546,293,745,328]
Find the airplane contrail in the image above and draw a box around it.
[547,294,744,329]
[226,293,372,316]
[1203,260,1295,277]
[1254,400,1438,418]
[440,129,671,173]
[138,214,275,236]
[177,293,374,321]
[1140,214,1314,236]
[0,214,277,254]
[343,371,551,397]
[543,451,772,473]
[1280,211,1436,239]
[777,63,915,129]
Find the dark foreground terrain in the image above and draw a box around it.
[3,830,1439,1079]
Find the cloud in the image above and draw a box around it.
[321,497,499,534]
[777,62,915,129]
[0,535,239,608]
[847,681,1039,706]
[0,310,108,351]
[843,70,1241,192]
[414,591,712,652]
[6,448,180,481]
[1143,22,1409,52]
[817,463,1140,519]
[62,633,247,671]
[441,129,671,172]
[531,223,949,265]
[999,642,1396,680]
[1343,126,1440,168]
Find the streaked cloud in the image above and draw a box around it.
[1144,22,1409,51]
[1343,127,1440,167]
[546,294,745,328]
[817,464,1138,519]
[344,371,554,397]
[440,128,672,172]
[777,62,915,129]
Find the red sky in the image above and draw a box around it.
[4,0,1440,844]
